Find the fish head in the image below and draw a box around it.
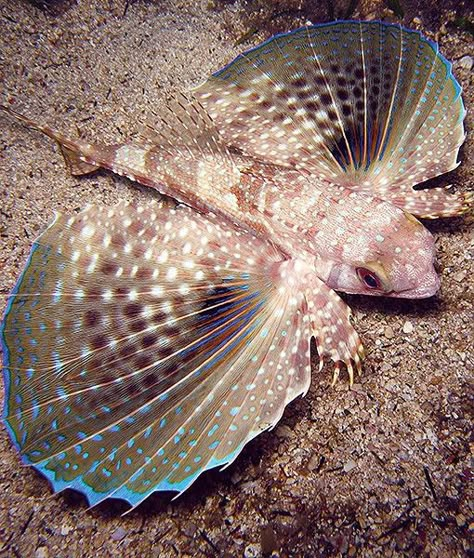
[322,196,440,299]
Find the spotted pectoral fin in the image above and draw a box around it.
[305,283,364,385]
[195,22,467,216]
[2,201,314,508]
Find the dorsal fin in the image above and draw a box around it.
[138,92,237,171]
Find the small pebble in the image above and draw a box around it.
[384,326,395,339]
[351,383,365,394]
[111,527,128,541]
[458,55,473,71]
[452,270,467,283]
[275,425,293,440]
[244,543,260,558]
[260,524,279,555]
[402,321,414,334]
[231,471,242,485]
[60,523,73,536]
[307,454,323,472]
[182,521,198,537]
[343,459,357,473]
[35,548,49,558]
[429,375,443,385]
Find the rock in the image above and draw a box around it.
[308,454,323,472]
[244,543,261,558]
[343,459,357,473]
[458,55,473,71]
[260,524,279,555]
[60,523,73,536]
[429,376,443,385]
[348,544,358,556]
[452,270,467,283]
[182,521,198,537]
[231,471,243,485]
[384,326,395,339]
[35,548,49,558]
[275,425,293,440]
[351,382,365,393]
[111,527,128,541]
[402,321,414,334]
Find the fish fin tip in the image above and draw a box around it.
[59,145,100,176]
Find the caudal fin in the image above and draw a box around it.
[1,104,100,175]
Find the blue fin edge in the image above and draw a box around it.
[212,20,464,105]
[1,239,307,507]
[1,241,43,451]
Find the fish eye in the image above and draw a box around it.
[356,267,382,290]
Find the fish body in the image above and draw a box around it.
[1,102,442,300]
[0,21,470,507]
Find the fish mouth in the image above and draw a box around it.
[392,273,441,299]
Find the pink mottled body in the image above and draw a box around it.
[53,135,443,300]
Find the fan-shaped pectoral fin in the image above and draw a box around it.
[2,201,317,507]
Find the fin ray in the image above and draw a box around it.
[195,21,468,217]
[2,201,322,506]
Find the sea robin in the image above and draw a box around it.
[1,21,470,508]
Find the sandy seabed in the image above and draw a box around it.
[0,1,472,556]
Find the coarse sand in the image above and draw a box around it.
[0,1,472,556]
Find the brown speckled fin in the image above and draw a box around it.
[2,200,316,505]
[195,22,468,219]
[59,145,100,176]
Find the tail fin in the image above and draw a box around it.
[1,104,100,175]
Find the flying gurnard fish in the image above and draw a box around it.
[1,21,471,508]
